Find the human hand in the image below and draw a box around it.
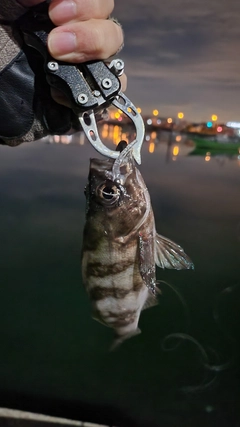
[18,0,124,64]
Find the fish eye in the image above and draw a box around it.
[102,186,115,200]
[97,183,120,204]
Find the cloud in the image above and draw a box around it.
[114,0,240,121]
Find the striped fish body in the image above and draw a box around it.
[82,148,193,346]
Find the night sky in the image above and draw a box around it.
[114,0,240,123]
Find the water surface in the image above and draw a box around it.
[0,127,239,426]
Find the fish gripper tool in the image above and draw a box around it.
[17,2,145,164]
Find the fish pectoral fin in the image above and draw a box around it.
[155,233,194,270]
[142,292,159,310]
[138,233,158,295]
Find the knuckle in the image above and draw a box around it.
[87,24,106,56]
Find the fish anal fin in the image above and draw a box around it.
[155,233,194,270]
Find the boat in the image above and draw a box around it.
[191,136,240,153]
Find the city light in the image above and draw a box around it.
[101,124,127,146]
[102,123,109,139]
[113,125,121,144]
[149,142,155,153]
[151,131,157,139]
[226,122,240,128]
[79,132,85,145]
[173,146,179,156]
[178,112,184,119]
[205,152,211,162]
[96,110,240,145]
[110,110,115,120]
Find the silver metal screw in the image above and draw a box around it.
[93,90,101,97]
[102,78,112,89]
[109,59,125,76]
[77,94,88,105]
[47,61,59,71]
[115,59,124,72]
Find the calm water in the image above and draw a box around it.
[0,127,239,427]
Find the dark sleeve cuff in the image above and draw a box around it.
[0,0,28,21]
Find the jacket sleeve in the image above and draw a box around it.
[0,1,80,146]
[0,0,28,22]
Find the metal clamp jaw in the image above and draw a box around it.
[17,3,145,163]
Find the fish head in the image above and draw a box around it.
[84,153,150,238]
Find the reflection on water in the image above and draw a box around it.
[48,124,240,167]
[0,125,240,426]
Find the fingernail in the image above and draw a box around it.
[50,1,77,22]
[48,31,76,56]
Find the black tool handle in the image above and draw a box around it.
[17,2,121,114]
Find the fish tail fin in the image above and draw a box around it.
[110,328,141,351]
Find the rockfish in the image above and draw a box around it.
[82,141,193,347]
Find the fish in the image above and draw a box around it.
[81,141,194,348]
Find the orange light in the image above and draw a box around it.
[178,112,184,119]
[151,131,157,139]
[113,125,121,145]
[167,118,173,124]
[121,133,128,142]
[205,155,211,162]
[149,142,155,153]
[102,123,109,139]
[176,135,182,142]
[173,146,179,156]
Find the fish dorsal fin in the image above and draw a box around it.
[142,292,158,311]
[155,233,194,270]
